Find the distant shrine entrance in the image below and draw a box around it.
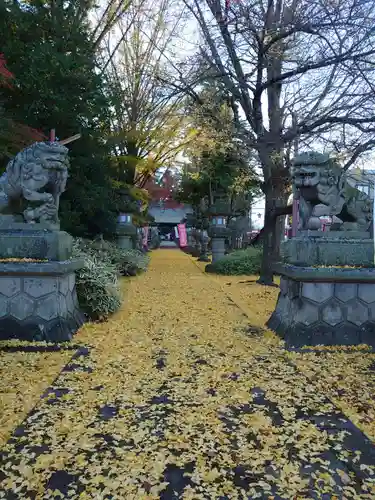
[144,171,193,248]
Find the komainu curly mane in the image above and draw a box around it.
[292,152,372,232]
[0,141,69,224]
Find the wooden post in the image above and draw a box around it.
[50,129,56,142]
[59,134,81,145]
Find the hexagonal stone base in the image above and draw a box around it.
[267,264,375,348]
[0,259,85,342]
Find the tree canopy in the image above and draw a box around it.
[176,83,261,213]
[168,0,375,283]
[0,0,128,237]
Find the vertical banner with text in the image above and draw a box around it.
[177,223,188,247]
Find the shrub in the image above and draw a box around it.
[72,243,122,321]
[73,238,149,276]
[72,238,149,321]
[107,245,149,276]
[206,247,262,275]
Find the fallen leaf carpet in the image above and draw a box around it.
[0,250,375,499]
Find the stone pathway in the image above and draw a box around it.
[159,241,178,248]
[1,250,375,499]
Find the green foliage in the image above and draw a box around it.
[59,136,120,238]
[72,238,149,320]
[206,247,262,276]
[72,243,122,321]
[104,244,150,276]
[0,0,121,237]
[74,238,149,275]
[175,173,208,207]
[177,84,260,212]
[177,149,260,215]
[0,1,107,131]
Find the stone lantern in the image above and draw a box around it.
[185,214,198,255]
[116,212,137,250]
[197,229,210,262]
[209,215,229,262]
[208,196,232,264]
[196,215,210,262]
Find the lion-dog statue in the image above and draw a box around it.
[0,141,69,224]
[291,152,373,232]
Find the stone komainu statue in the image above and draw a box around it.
[291,151,373,232]
[0,141,69,224]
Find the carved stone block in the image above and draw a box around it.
[281,235,374,267]
[267,264,375,347]
[0,260,85,342]
[0,228,72,261]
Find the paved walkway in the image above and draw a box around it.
[159,241,178,248]
[1,250,375,499]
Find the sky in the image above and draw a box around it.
[90,0,375,229]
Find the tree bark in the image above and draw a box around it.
[249,203,292,246]
[257,178,290,286]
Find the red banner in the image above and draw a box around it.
[177,223,187,247]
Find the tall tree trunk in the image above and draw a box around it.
[126,140,139,185]
[257,177,289,286]
[256,0,288,286]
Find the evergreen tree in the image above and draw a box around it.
[0,0,119,237]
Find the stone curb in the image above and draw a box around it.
[0,258,84,276]
[0,343,88,353]
[274,262,375,282]
[287,347,375,354]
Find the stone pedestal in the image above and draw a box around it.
[0,220,85,342]
[116,223,137,250]
[0,259,85,342]
[185,228,195,255]
[0,218,72,260]
[118,234,133,250]
[211,237,226,262]
[281,231,374,267]
[208,226,230,263]
[0,228,73,261]
[267,263,375,347]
